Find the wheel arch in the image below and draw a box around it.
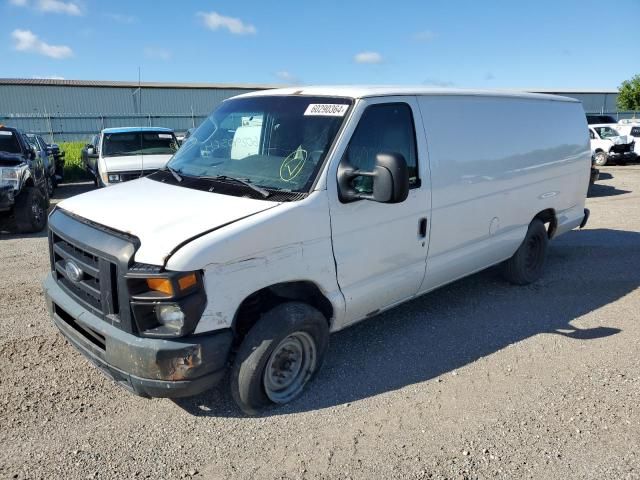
[533,208,557,239]
[232,281,334,346]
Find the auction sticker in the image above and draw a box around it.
[304,104,349,116]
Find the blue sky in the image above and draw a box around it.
[1,0,638,89]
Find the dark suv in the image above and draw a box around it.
[0,126,50,233]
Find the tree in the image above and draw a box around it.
[618,74,640,112]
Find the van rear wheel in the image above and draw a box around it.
[230,302,329,415]
[501,218,548,285]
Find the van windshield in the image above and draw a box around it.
[103,131,178,157]
[168,96,352,192]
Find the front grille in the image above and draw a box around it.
[113,169,158,183]
[51,232,120,319]
[611,143,632,154]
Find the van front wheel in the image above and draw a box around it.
[230,302,329,414]
[501,218,548,285]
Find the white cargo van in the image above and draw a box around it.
[43,87,591,413]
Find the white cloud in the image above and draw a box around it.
[275,71,300,84]
[354,51,383,64]
[9,0,83,15]
[413,30,437,41]
[37,0,82,15]
[105,13,136,24]
[197,11,256,35]
[11,29,73,59]
[144,47,172,61]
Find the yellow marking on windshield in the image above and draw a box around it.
[279,146,307,182]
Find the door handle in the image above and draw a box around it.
[418,218,428,238]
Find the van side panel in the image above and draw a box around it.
[417,95,590,293]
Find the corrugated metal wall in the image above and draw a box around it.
[0,83,263,141]
[545,93,620,114]
[0,84,257,115]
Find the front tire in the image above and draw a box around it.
[593,150,608,166]
[230,302,329,415]
[13,186,47,233]
[501,218,548,285]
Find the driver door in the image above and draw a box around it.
[327,97,431,327]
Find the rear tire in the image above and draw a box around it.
[501,219,548,285]
[593,150,608,166]
[230,302,329,415]
[14,186,47,233]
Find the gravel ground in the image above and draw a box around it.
[1,169,639,480]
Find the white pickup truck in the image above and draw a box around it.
[589,124,636,166]
[43,87,591,413]
[83,127,179,186]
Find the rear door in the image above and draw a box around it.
[327,97,431,326]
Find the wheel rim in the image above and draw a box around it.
[31,196,44,225]
[594,152,606,166]
[524,234,544,272]
[263,331,317,404]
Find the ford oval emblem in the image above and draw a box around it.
[65,261,84,283]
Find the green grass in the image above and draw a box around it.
[59,141,91,183]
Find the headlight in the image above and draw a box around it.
[108,173,121,183]
[127,268,206,338]
[0,166,23,190]
[156,304,186,333]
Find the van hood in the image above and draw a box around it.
[58,177,280,265]
[103,154,173,172]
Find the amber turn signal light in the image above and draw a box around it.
[177,272,198,291]
[146,273,198,295]
[146,277,174,295]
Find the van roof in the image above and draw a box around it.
[232,86,580,103]
[101,127,174,134]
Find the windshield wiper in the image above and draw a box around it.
[164,165,183,182]
[203,175,270,198]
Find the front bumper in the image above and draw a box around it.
[608,151,636,161]
[43,272,233,398]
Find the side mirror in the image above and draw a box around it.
[29,147,37,160]
[86,146,95,155]
[338,152,410,204]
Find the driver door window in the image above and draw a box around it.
[342,103,419,195]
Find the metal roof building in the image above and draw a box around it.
[529,89,620,114]
[0,78,276,141]
[0,78,626,142]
